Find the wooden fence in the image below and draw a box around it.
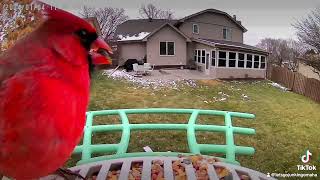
[267,65,320,103]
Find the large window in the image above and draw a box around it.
[254,55,260,68]
[228,52,236,67]
[223,27,232,40]
[193,24,199,34]
[160,42,175,56]
[218,51,227,67]
[238,53,245,68]
[260,56,266,69]
[246,54,253,68]
[195,49,206,64]
[211,50,216,66]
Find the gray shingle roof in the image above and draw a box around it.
[115,19,178,37]
[197,38,268,54]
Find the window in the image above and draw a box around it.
[254,55,260,68]
[260,56,266,69]
[195,49,206,64]
[193,24,199,34]
[238,53,245,68]
[201,50,205,64]
[223,27,232,40]
[160,42,175,56]
[246,54,253,68]
[218,51,227,67]
[228,52,236,67]
[194,50,197,62]
[211,50,216,66]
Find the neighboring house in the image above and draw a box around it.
[115,9,268,79]
[84,17,102,36]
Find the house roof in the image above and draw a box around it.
[115,19,178,37]
[176,9,247,32]
[142,23,191,42]
[196,38,268,54]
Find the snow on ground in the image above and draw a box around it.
[118,32,150,41]
[103,69,197,89]
[269,82,288,91]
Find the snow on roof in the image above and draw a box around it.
[117,32,150,41]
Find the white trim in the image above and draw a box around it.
[159,41,175,56]
[192,24,199,34]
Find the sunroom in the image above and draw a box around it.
[192,38,268,79]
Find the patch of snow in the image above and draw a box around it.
[118,32,150,41]
[213,92,229,102]
[269,82,288,91]
[241,94,249,98]
[102,69,197,89]
[219,97,227,101]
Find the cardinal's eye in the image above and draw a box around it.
[75,29,98,51]
[77,29,88,38]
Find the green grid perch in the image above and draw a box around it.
[73,108,256,165]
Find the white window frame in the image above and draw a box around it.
[159,41,175,56]
[260,56,266,69]
[197,50,201,63]
[195,49,206,64]
[193,24,199,34]
[223,27,232,41]
[211,50,216,67]
[238,52,245,68]
[201,49,206,64]
[218,51,227,67]
[253,55,260,69]
[246,53,253,69]
[228,51,237,68]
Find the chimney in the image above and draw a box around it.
[233,15,236,20]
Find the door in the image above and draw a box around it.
[205,52,210,75]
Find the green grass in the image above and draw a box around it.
[68,72,320,176]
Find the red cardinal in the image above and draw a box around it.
[0,1,112,179]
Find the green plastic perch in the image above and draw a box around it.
[73,108,256,165]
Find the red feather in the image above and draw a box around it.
[0,1,103,179]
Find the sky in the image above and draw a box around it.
[43,0,320,46]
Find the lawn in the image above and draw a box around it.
[68,71,320,176]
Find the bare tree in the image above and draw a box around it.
[257,38,304,71]
[294,8,320,77]
[80,6,129,40]
[139,3,174,20]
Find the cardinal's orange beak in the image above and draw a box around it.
[90,38,113,65]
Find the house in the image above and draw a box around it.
[115,9,268,79]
